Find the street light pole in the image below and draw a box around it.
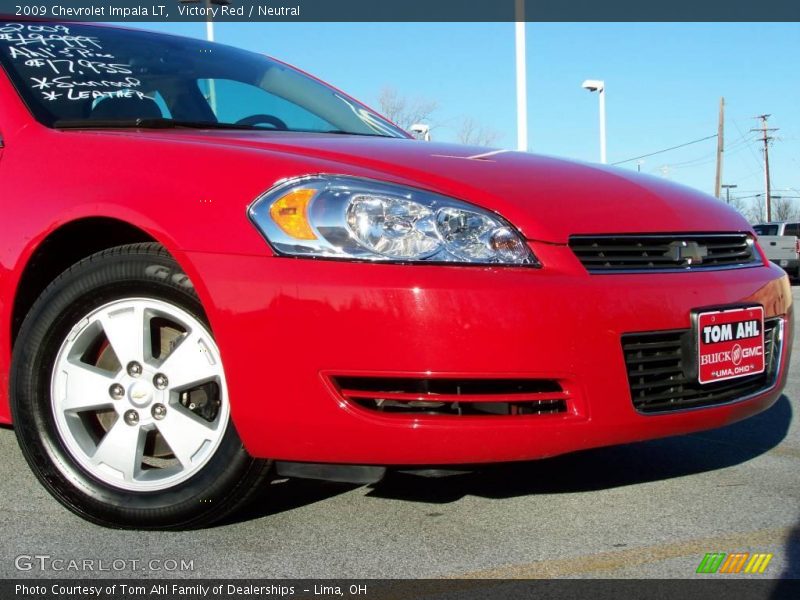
[721,184,737,204]
[598,85,606,164]
[203,0,220,40]
[204,0,218,113]
[582,79,606,164]
[514,0,528,152]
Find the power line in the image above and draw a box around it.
[733,118,765,172]
[667,140,755,170]
[611,134,718,166]
[665,132,756,169]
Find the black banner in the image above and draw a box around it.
[1,0,799,23]
[4,579,800,600]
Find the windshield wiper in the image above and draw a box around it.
[52,119,399,137]
[53,118,264,130]
[322,129,394,138]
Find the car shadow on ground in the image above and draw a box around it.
[367,395,793,503]
[773,522,800,589]
[222,477,361,526]
[225,395,793,526]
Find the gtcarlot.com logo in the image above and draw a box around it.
[696,552,773,574]
[15,554,195,573]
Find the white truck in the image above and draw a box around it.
[753,221,800,279]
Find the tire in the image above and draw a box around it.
[10,243,272,529]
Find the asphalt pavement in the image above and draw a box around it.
[0,288,797,581]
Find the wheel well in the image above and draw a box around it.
[11,218,156,345]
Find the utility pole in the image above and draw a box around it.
[714,97,724,198]
[721,183,737,204]
[751,114,778,222]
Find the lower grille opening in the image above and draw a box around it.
[351,398,568,416]
[623,317,782,413]
[333,377,569,417]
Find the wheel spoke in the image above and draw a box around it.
[156,407,214,468]
[160,331,218,389]
[91,421,145,482]
[51,295,229,492]
[99,303,149,367]
[54,362,116,413]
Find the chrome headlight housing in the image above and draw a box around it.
[248,175,538,266]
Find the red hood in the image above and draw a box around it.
[97,130,753,244]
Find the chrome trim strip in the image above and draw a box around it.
[572,233,755,238]
[570,232,760,274]
[583,263,761,275]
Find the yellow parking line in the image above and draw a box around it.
[686,434,800,460]
[453,527,794,579]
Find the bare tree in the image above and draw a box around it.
[725,196,771,224]
[377,87,437,131]
[457,117,502,147]
[771,196,799,222]
[749,206,767,224]
[728,197,761,224]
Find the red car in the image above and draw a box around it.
[0,21,793,529]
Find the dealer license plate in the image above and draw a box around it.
[696,306,765,384]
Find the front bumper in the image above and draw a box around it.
[184,245,794,465]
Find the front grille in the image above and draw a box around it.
[570,233,758,273]
[332,377,569,416]
[623,318,782,413]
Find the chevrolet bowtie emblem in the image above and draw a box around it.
[667,240,708,265]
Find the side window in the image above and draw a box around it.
[150,92,173,118]
[197,78,331,131]
[783,223,800,237]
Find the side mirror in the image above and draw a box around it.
[409,123,431,142]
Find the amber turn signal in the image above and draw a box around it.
[269,188,318,240]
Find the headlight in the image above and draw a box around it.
[248,175,538,266]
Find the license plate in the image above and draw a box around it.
[696,306,765,384]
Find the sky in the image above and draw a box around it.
[132,21,800,218]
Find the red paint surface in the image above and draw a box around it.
[0,35,794,464]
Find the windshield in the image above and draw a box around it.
[0,22,407,137]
